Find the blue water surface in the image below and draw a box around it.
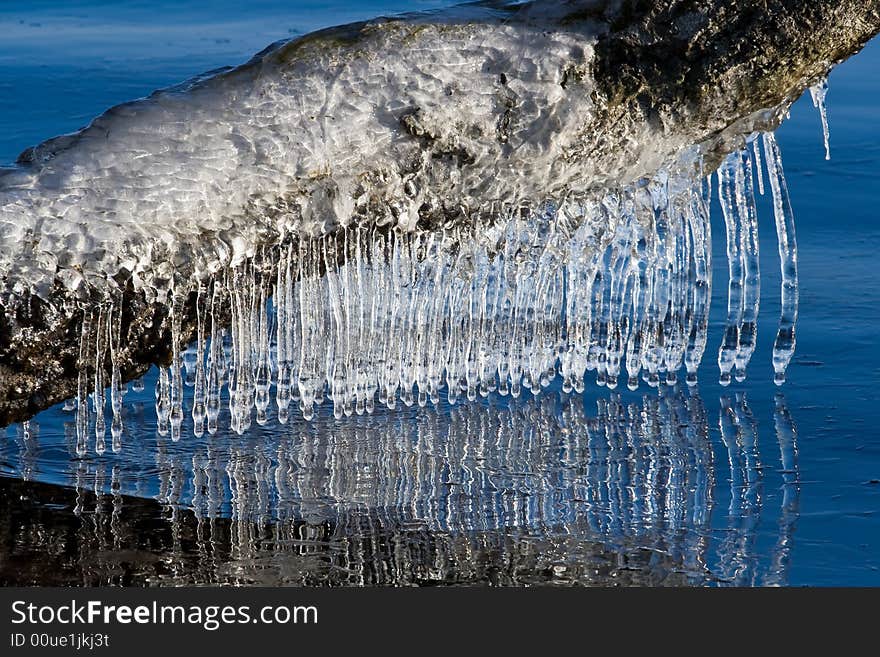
[0,1,878,586]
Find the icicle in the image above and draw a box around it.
[108,299,124,453]
[206,279,223,435]
[716,155,744,386]
[625,208,649,391]
[762,132,799,385]
[297,237,320,421]
[228,264,257,434]
[809,76,831,160]
[192,285,207,437]
[751,138,766,196]
[75,309,92,456]
[92,306,107,454]
[275,246,292,424]
[254,267,272,426]
[734,148,761,382]
[684,186,711,386]
[168,292,185,441]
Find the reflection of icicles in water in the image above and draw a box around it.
[765,393,800,586]
[809,76,831,161]
[59,137,802,439]
[718,393,763,585]
[5,389,802,586]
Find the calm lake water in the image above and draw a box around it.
[1,1,878,586]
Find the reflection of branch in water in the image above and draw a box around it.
[2,388,801,585]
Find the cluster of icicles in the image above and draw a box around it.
[67,132,799,449]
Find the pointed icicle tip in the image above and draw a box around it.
[809,76,831,161]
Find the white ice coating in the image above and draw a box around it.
[809,77,831,160]
[0,1,798,303]
[0,7,613,300]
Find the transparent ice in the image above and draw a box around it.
[58,134,801,445]
[809,76,831,161]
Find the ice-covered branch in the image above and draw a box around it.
[0,0,877,425]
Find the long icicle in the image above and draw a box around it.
[734,145,761,382]
[75,308,93,457]
[762,132,799,385]
[717,153,745,386]
[92,305,107,454]
[108,298,124,453]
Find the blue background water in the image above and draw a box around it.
[0,1,878,586]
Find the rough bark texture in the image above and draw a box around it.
[590,0,880,170]
[0,0,878,425]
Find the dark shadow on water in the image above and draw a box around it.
[0,388,799,586]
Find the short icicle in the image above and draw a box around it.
[809,76,831,161]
